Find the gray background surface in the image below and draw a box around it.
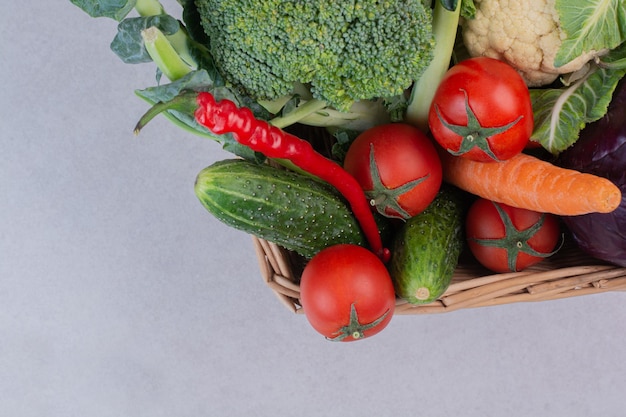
[2,2,625,416]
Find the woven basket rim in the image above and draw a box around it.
[252,235,626,314]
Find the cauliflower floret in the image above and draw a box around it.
[461,0,604,86]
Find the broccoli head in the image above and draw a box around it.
[194,0,434,111]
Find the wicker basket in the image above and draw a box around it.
[249,124,626,315]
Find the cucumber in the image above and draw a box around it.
[388,187,466,304]
[194,159,372,259]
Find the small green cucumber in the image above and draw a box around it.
[388,187,466,304]
[195,159,374,259]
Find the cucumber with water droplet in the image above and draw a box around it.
[194,159,387,259]
[388,186,466,304]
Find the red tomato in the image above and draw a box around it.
[428,57,533,162]
[465,198,561,272]
[342,123,442,219]
[300,244,396,342]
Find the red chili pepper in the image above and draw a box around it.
[194,92,390,262]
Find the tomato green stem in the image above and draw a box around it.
[365,143,429,220]
[327,304,390,342]
[471,202,561,271]
[434,89,523,161]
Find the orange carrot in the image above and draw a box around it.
[439,150,622,216]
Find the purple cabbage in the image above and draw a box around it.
[556,76,626,266]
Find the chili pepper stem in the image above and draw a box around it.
[134,92,199,135]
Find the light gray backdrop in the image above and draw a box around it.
[2,1,625,416]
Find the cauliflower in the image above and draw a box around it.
[461,0,605,86]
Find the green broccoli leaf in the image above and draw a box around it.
[530,44,626,154]
[460,0,476,20]
[555,0,626,67]
[178,0,210,45]
[111,15,181,64]
[70,0,136,21]
[331,129,360,163]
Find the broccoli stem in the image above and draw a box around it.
[265,96,391,131]
[141,26,192,81]
[165,30,198,69]
[405,0,461,132]
[135,0,164,16]
[135,0,198,71]
[268,99,331,129]
[257,96,295,115]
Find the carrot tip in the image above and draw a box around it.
[601,186,622,213]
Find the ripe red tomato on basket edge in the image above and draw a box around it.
[465,198,561,273]
[343,123,442,219]
[428,57,534,162]
[299,244,396,342]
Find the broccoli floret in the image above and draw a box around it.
[194,0,435,113]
